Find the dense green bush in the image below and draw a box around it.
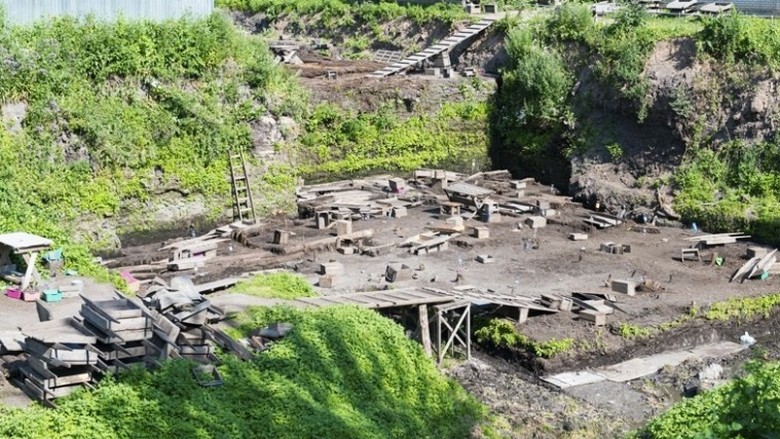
[545,2,595,44]
[0,306,488,439]
[698,11,780,66]
[642,361,780,438]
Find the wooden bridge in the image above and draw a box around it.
[292,286,557,363]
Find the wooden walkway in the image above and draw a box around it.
[293,286,558,315]
[294,287,454,309]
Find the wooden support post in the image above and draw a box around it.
[436,310,443,364]
[21,253,38,291]
[419,304,432,357]
[466,305,471,361]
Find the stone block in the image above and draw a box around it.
[525,216,547,229]
[319,275,335,288]
[336,220,353,236]
[338,246,356,255]
[611,279,636,296]
[388,177,406,193]
[542,208,557,218]
[320,262,344,276]
[536,200,551,210]
[385,264,412,283]
[579,309,606,326]
[569,233,588,241]
[510,180,527,190]
[473,226,490,239]
[475,255,494,264]
[446,215,464,227]
[393,207,407,218]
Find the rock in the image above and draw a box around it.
[255,322,294,340]
[1,101,26,135]
[698,363,723,381]
[250,114,284,152]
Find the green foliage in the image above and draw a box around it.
[643,361,780,439]
[0,306,487,438]
[500,28,573,127]
[618,323,653,340]
[0,14,300,278]
[231,272,316,299]
[698,12,780,67]
[704,293,780,322]
[673,139,780,245]
[605,141,624,161]
[474,318,574,358]
[545,2,595,44]
[216,0,467,27]
[296,101,489,177]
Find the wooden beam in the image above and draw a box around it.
[418,305,432,357]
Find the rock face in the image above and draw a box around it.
[569,38,780,214]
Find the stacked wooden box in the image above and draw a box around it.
[79,297,154,374]
[18,318,100,405]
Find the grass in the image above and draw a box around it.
[230,272,316,299]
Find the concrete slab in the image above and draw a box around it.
[596,342,744,383]
[542,371,606,389]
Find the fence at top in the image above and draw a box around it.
[0,0,214,25]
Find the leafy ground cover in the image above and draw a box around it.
[475,318,574,358]
[296,100,489,179]
[640,360,780,438]
[0,306,489,439]
[230,272,316,299]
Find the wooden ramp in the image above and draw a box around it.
[366,18,495,78]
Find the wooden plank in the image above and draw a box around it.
[731,256,760,283]
[81,305,150,332]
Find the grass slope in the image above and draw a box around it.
[0,306,487,439]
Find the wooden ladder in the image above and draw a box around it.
[227,149,257,224]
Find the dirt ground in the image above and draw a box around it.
[107,177,780,437]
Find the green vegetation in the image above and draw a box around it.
[704,293,780,322]
[618,322,653,340]
[698,11,780,66]
[297,101,489,178]
[216,0,467,28]
[674,140,780,244]
[0,306,488,438]
[642,361,780,438]
[0,13,303,279]
[475,318,574,358]
[231,272,316,299]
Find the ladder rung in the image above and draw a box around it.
[234,176,247,181]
